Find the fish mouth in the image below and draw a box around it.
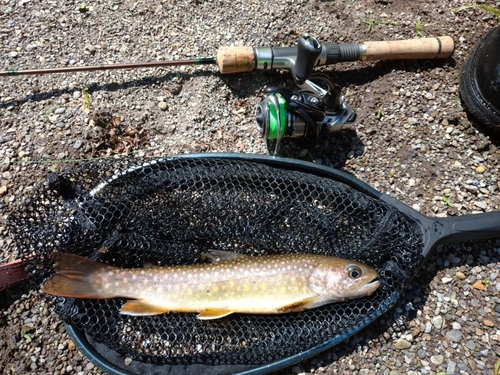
[357,278,381,297]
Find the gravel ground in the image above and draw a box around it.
[1,0,500,374]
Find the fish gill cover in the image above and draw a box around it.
[8,156,422,368]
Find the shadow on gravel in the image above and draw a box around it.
[0,283,30,312]
[260,129,364,171]
[462,110,500,147]
[329,57,457,88]
[0,70,235,110]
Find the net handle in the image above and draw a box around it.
[381,193,500,260]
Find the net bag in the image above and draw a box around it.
[8,154,423,373]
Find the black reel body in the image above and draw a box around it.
[255,74,356,155]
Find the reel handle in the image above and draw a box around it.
[216,36,454,74]
[294,35,322,83]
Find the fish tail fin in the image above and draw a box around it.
[41,253,115,299]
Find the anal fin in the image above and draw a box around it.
[277,297,321,313]
[196,308,234,320]
[120,300,171,316]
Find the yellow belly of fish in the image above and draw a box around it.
[121,274,316,319]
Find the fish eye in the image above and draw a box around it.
[347,265,362,279]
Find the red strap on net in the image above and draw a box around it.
[0,259,28,291]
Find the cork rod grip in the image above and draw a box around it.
[216,46,255,74]
[362,36,454,61]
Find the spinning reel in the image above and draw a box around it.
[254,35,356,155]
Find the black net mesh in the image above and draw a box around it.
[8,156,423,368]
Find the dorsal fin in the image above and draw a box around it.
[201,250,248,263]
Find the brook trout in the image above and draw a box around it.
[41,251,380,320]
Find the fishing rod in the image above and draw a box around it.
[1,34,455,155]
[2,35,454,78]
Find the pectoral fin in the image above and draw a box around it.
[120,300,171,316]
[196,308,234,320]
[202,250,248,263]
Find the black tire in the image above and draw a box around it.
[459,27,500,135]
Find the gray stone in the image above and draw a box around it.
[446,329,463,343]
[432,315,443,329]
[466,339,476,350]
[446,361,456,375]
[417,348,426,359]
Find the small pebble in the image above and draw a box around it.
[466,340,476,350]
[441,276,452,284]
[446,361,456,375]
[431,316,443,329]
[483,320,494,327]
[124,357,133,366]
[455,271,466,280]
[472,281,485,291]
[394,339,411,350]
[430,355,444,365]
[475,165,486,174]
[158,101,168,111]
[417,348,427,359]
[85,362,94,371]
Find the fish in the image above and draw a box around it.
[41,250,380,320]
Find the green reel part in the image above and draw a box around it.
[255,93,287,140]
